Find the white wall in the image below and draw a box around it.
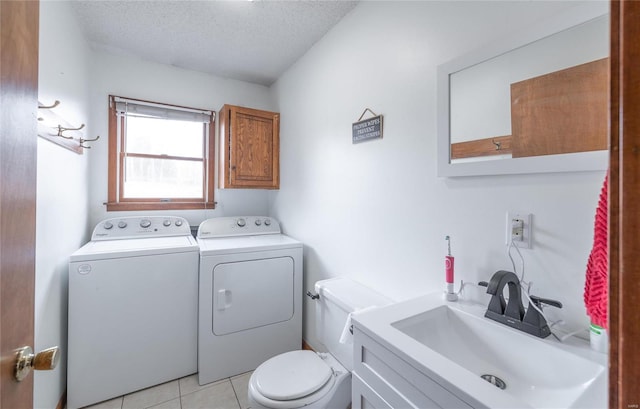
[87,51,276,229]
[269,1,608,349]
[36,2,92,408]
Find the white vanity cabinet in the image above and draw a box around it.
[351,294,607,409]
[352,326,477,409]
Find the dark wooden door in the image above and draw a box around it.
[0,1,40,407]
[610,1,640,407]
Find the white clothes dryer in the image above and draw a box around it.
[67,216,198,409]
[197,216,303,385]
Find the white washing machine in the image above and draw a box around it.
[197,216,303,385]
[68,216,199,409]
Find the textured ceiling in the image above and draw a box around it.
[70,0,358,86]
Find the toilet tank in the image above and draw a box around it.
[314,278,392,371]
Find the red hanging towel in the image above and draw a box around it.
[584,172,608,329]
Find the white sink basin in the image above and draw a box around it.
[353,294,607,409]
[391,305,604,408]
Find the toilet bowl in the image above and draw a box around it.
[248,350,351,409]
[248,278,392,409]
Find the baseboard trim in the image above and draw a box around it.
[302,340,315,351]
[56,390,66,409]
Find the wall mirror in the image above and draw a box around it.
[437,4,609,177]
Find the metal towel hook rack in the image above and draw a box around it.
[57,123,85,139]
[37,99,98,154]
[79,135,100,149]
[38,100,60,110]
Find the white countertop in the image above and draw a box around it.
[353,292,607,409]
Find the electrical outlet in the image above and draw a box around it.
[505,212,532,248]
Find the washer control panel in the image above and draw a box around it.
[197,216,280,238]
[92,216,191,240]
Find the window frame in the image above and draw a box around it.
[106,95,216,211]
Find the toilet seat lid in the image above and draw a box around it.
[254,350,333,401]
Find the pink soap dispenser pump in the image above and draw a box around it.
[444,236,458,301]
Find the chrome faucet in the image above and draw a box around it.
[479,270,562,338]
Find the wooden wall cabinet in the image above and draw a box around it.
[218,104,280,189]
[510,58,608,158]
[451,58,608,161]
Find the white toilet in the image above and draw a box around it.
[248,277,392,409]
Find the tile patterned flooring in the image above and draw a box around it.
[82,372,252,409]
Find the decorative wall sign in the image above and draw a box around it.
[352,108,383,143]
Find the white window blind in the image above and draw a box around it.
[113,96,213,123]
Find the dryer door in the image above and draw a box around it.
[212,257,294,335]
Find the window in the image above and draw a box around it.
[107,95,215,211]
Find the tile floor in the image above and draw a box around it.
[82,372,252,409]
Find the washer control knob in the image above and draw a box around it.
[237,218,246,227]
[255,219,262,226]
[103,221,113,230]
[140,219,152,228]
[264,219,271,226]
[163,219,172,227]
[118,221,127,229]
[175,220,183,227]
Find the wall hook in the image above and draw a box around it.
[79,135,100,149]
[38,100,60,110]
[492,139,502,151]
[57,123,85,139]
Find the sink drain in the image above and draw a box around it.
[481,374,507,390]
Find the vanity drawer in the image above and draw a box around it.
[352,373,393,409]
[353,327,473,409]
